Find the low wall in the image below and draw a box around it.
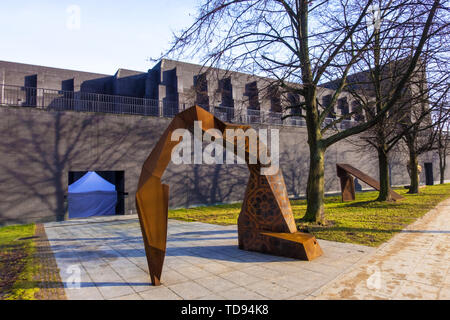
[0,106,445,225]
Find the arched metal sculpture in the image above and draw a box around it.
[136,106,323,286]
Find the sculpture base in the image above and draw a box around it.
[238,230,323,261]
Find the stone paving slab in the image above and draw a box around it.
[44,217,374,300]
[313,198,450,300]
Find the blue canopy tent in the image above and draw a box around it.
[68,171,117,218]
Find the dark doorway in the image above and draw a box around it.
[322,94,336,118]
[194,73,209,111]
[424,163,434,186]
[288,93,302,117]
[338,97,349,115]
[269,86,282,113]
[68,171,126,215]
[62,79,75,109]
[219,77,234,108]
[24,75,37,107]
[245,81,260,110]
[62,79,74,92]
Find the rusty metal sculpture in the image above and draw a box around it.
[136,106,323,286]
[336,163,404,202]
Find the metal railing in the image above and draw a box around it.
[0,84,179,118]
[0,83,359,129]
[209,106,309,127]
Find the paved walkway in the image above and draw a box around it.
[44,217,374,300]
[314,198,450,300]
[33,224,67,300]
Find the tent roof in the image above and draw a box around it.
[69,172,116,193]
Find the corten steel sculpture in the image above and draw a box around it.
[336,163,404,202]
[136,106,323,286]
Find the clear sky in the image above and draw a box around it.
[0,0,198,75]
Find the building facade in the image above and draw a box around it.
[0,59,446,225]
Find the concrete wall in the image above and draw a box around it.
[0,105,446,226]
[0,60,112,93]
[0,61,148,98]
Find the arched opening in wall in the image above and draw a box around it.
[67,171,126,219]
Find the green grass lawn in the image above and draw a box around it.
[169,183,450,247]
[0,224,39,300]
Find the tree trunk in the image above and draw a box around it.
[304,144,325,223]
[439,151,446,184]
[408,150,420,193]
[376,147,392,201]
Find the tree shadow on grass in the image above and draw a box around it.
[339,199,402,208]
[294,221,449,235]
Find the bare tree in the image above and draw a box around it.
[321,0,449,200]
[398,2,450,193]
[163,0,442,222]
[436,99,450,184]
[401,82,449,193]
